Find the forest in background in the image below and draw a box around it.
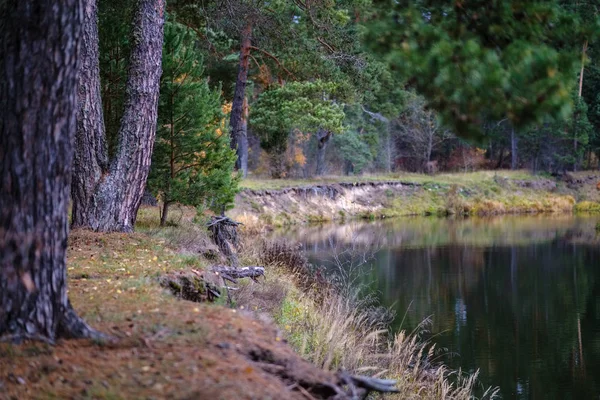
[98,0,600,199]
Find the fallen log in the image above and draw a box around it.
[211,265,265,284]
[160,271,221,303]
[207,215,243,227]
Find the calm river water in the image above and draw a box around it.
[276,215,600,399]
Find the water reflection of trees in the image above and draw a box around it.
[372,243,600,399]
[278,215,600,252]
[285,216,600,400]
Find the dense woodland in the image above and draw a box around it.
[101,0,600,190]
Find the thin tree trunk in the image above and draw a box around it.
[573,40,587,172]
[73,0,165,232]
[1,0,103,342]
[426,130,433,164]
[386,123,392,172]
[160,202,169,226]
[495,147,505,169]
[578,40,588,98]
[315,129,332,176]
[230,23,252,178]
[511,126,518,170]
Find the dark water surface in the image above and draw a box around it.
[276,215,600,399]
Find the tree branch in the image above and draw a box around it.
[249,46,295,78]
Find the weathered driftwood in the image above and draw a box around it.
[207,215,243,266]
[211,265,265,284]
[337,370,399,399]
[206,215,243,228]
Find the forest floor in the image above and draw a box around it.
[0,228,343,400]
[233,170,600,228]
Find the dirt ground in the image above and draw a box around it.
[0,231,339,400]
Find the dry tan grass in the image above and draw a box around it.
[273,287,498,399]
[246,240,499,399]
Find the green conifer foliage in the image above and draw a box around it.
[250,80,345,177]
[149,22,238,224]
[367,0,586,138]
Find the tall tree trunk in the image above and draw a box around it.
[1,0,103,342]
[315,129,332,176]
[230,23,252,178]
[72,0,109,228]
[73,0,165,232]
[240,94,249,170]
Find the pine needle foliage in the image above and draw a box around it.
[149,21,238,223]
[367,0,595,139]
[251,80,346,153]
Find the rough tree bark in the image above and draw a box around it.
[315,129,332,176]
[72,0,109,227]
[1,0,103,342]
[72,0,165,232]
[229,23,252,178]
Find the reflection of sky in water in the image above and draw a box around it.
[277,215,600,400]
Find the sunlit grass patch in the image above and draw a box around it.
[241,170,536,191]
[574,201,600,213]
[236,171,578,229]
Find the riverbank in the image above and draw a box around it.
[0,207,492,399]
[231,170,600,229]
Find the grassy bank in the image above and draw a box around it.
[0,206,494,399]
[233,170,592,229]
[240,170,540,191]
[238,240,498,399]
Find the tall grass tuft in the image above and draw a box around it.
[256,240,499,399]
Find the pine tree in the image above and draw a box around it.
[250,81,345,178]
[148,22,238,226]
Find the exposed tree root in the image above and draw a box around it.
[0,333,56,345]
[1,301,111,344]
[57,300,112,341]
[246,345,398,399]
